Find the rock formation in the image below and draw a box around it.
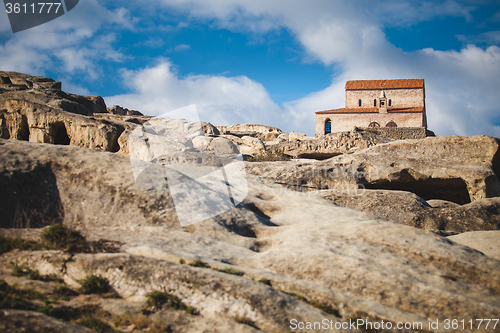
[1,139,500,333]
[1,71,500,332]
[246,135,500,204]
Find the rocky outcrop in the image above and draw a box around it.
[268,129,393,159]
[1,139,500,332]
[247,135,500,204]
[318,189,500,233]
[218,124,283,145]
[107,105,143,116]
[0,71,127,152]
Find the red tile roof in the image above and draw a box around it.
[345,79,424,90]
[315,107,424,114]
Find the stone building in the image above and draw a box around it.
[315,79,427,136]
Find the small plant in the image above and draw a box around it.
[309,300,340,317]
[235,315,258,329]
[287,292,305,301]
[77,315,114,332]
[79,275,110,295]
[12,263,25,277]
[41,224,89,253]
[146,291,186,310]
[36,303,74,321]
[179,258,185,264]
[214,267,244,276]
[52,284,76,300]
[0,236,42,254]
[113,315,122,327]
[188,258,210,268]
[247,150,291,162]
[24,288,44,300]
[28,269,42,280]
[258,278,271,286]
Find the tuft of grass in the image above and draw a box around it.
[179,258,185,265]
[188,258,210,268]
[214,267,244,276]
[247,150,291,162]
[41,224,90,253]
[235,315,258,329]
[0,236,42,255]
[27,269,42,280]
[0,280,33,310]
[146,291,186,310]
[287,292,305,301]
[79,275,110,295]
[36,303,74,321]
[309,301,340,317]
[77,315,114,333]
[258,278,271,286]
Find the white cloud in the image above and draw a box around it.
[0,0,130,79]
[104,60,287,130]
[146,0,500,137]
[174,44,191,51]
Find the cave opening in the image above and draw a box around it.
[54,123,70,145]
[363,175,471,205]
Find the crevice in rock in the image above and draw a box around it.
[54,122,70,145]
[364,172,471,205]
[19,115,30,141]
[110,125,125,153]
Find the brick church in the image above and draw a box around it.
[315,79,427,136]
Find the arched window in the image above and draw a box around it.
[374,99,377,107]
[358,99,362,107]
[368,122,380,128]
[386,120,397,128]
[325,119,332,134]
[388,99,392,107]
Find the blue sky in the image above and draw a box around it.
[1,0,500,136]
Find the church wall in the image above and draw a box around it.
[316,112,424,136]
[345,88,424,108]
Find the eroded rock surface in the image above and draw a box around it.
[1,139,499,332]
[247,135,500,204]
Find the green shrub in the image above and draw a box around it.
[215,267,244,276]
[0,236,42,254]
[258,278,271,286]
[247,150,292,162]
[79,275,110,295]
[41,224,89,253]
[146,291,186,310]
[28,269,42,280]
[179,258,185,265]
[77,315,114,332]
[0,280,31,310]
[188,259,210,268]
[36,303,74,320]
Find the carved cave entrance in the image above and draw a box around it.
[363,171,471,205]
[54,123,70,145]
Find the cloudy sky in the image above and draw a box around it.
[1,0,500,136]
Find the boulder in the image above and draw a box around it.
[1,139,499,332]
[318,189,500,233]
[209,137,240,155]
[218,124,282,145]
[288,131,314,141]
[221,135,266,155]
